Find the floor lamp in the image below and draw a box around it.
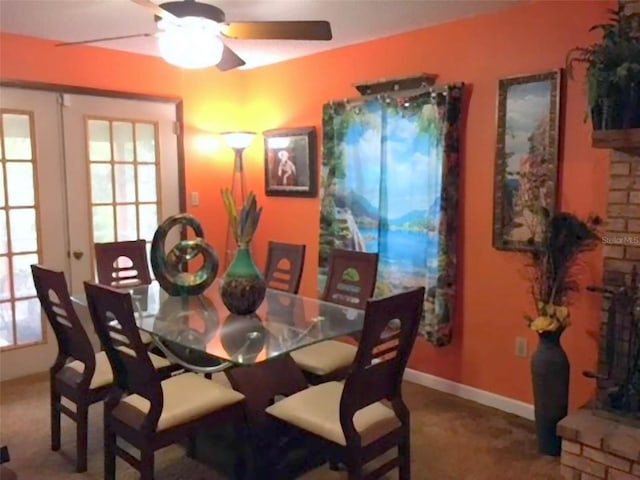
[221,131,256,269]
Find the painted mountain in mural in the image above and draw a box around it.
[384,210,427,230]
[385,197,439,229]
[336,189,441,231]
[335,190,380,223]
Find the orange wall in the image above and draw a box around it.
[0,0,611,409]
[0,33,250,260]
[234,0,611,409]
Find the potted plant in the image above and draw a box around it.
[522,209,601,456]
[566,0,640,130]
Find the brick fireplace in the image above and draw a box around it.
[558,148,640,480]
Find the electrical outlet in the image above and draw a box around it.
[515,337,528,357]
[191,192,199,206]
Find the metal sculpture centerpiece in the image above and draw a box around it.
[220,189,266,315]
[150,214,219,296]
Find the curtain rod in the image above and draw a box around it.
[330,85,449,105]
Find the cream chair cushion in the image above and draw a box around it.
[65,351,113,389]
[208,372,233,389]
[266,381,400,446]
[140,331,153,345]
[113,372,245,431]
[290,340,357,376]
[66,350,171,389]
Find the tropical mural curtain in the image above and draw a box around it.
[319,84,464,346]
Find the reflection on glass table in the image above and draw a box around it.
[72,279,364,371]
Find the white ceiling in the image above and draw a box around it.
[0,0,521,70]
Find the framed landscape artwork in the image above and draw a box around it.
[263,127,317,197]
[492,69,562,251]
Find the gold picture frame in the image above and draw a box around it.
[492,69,562,251]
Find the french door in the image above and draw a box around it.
[0,86,182,381]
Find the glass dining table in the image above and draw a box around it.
[73,279,364,477]
[72,279,364,373]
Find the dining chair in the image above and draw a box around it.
[84,282,248,480]
[31,265,175,473]
[94,239,152,287]
[264,241,306,294]
[266,287,425,480]
[290,249,378,384]
[31,264,112,473]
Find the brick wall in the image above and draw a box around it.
[599,150,640,406]
[558,409,640,480]
[558,150,640,480]
[603,152,640,287]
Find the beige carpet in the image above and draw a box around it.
[0,372,562,480]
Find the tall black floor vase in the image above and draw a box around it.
[531,330,569,456]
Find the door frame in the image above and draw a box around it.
[0,79,187,216]
[0,80,187,371]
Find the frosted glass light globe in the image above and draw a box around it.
[158,17,223,69]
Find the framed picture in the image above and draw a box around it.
[263,126,317,197]
[492,69,562,251]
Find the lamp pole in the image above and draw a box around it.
[221,131,256,270]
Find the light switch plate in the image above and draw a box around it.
[191,192,199,206]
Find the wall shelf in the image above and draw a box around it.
[592,128,640,156]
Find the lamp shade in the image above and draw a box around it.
[157,17,223,69]
[221,131,256,150]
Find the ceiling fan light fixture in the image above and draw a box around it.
[157,16,223,69]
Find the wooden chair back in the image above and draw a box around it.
[340,287,425,441]
[264,241,306,294]
[94,240,152,287]
[321,249,378,309]
[84,281,162,432]
[31,265,96,384]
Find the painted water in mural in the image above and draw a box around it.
[320,98,447,333]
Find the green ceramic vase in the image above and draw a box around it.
[220,243,266,315]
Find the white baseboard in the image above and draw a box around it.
[403,368,535,421]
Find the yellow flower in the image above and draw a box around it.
[545,304,555,316]
[529,316,560,333]
[555,306,569,321]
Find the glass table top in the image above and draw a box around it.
[72,279,364,367]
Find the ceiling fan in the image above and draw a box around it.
[56,0,333,71]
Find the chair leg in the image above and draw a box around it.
[235,420,254,480]
[50,387,61,452]
[398,429,411,480]
[75,404,89,473]
[140,449,154,480]
[328,445,345,471]
[186,432,197,459]
[344,448,363,480]
[104,421,116,480]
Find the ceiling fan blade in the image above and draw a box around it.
[221,21,332,41]
[55,33,153,47]
[217,44,246,72]
[131,0,179,22]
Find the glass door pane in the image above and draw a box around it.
[87,119,160,271]
[0,110,43,349]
